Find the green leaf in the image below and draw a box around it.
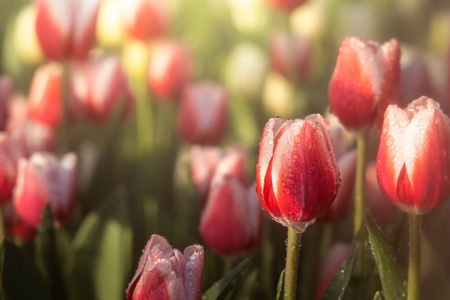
[374,291,384,300]
[68,188,133,300]
[366,212,406,300]
[0,240,50,300]
[275,270,285,300]
[320,244,359,300]
[202,258,250,300]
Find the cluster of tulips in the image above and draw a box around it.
[1,0,450,299]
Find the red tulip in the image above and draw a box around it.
[256,115,340,231]
[177,81,228,145]
[126,234,204,300]
[270,31,312,83]
[267,0,309,13]
[28,63,63,128]
[315,242,351,299]
[200,180,263,256]
[329,37,401,132]
[34,0,100,60]
[320,149,357,223]
[2,202,36,241]
[13,152,77,228]
[148,41,193,101]
[70,55,135,123]
[0,75,13,131]
[0,134,25,203]
[122,0,170,42]
[377,96,450,214]
[210,146,247,190]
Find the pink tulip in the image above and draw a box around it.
[267,0,309,13]
[200,180,263,256]
[148,41,193,101]
[13,152,77,228]
[329,37,401,132]
[2,202,36,241]
[377,96,450,214]
[126,234,204,300]
[177,81,228,145]
[34,0,100,60]
[0,134,25,203]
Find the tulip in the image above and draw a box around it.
[2,202,36,241]
[210,146,248,190]
[126,234,204,300]
[270,31,312,83]
[315,242,351,299]
[267,0,309,13]
[13,152,77,228]
[177,82,228,145]
[70,55,135,123]
[200,180,263,256]
[401,58,437,109]
[28,63,63,128]
[329,37,401,133]
[256,115,340,230]
[377,96,450,214]
[121,0,170,42]
[34,0,101,60]
[0,134,25,203]
[147,41,193,101]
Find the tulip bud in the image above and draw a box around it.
[0,75,13,131]
[320,149,357,223]
[2,202,36,241]
[34,0,101,60]
[268,0,309,13]
[315,242,351,299]
[126,234,204,300]
[256,115,341,232]
[329,37,401,132]
[270,31,312,83]
[28,63,63,128]
[148,41,193,101]
[0,134,24,203]
[13,152,77,228]
[121,0,170,42]
[177,81,228,145]
[377,96,450,214]
[200,180,263,256]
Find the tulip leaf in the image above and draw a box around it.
[276,270,285,300]
[320,243,358,300]
[366,212,406,300]
[68,188,133,300]
[374,291,384,300]
[202,258,250,300]
[0,239,50,300]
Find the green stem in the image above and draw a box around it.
[223,257,233,275]
[408,214,421,300]
[284,226,301,300]
[354,134,367,235]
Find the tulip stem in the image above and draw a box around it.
[284,226,301,300]
[354,134,367,235]
[408,214,421,300]
[223,258,233,275]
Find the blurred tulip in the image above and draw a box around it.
[210,146,248,189]
[402,58,437,108]
[228,0,269,35]
[13,152,77,228]
[224,42,267,100]
[0,75,13,131]
[2,202,36,241]
[365,162,395,226]
[329,37,401,133]
[177,81,228,145]
[148,41,193,101]
[290,0,326,42]
[256,115,340,232]
[14,5,43,65]
[28,63,63,128]
[34,0,100,60]
[270,31,312,83]
[262,72,295,118]
[122,39,151,79]
[315,242,351,299]
[0,134,24,203]
[267,0,308,13]
[320,149,357,223]
[96,0,125,49]
[377,97,450,215]
[121,0,170,42]
[70,55,135,123]
[126,234,204,300]
[200,180,263,256]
